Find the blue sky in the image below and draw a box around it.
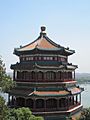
[0,0,90,73]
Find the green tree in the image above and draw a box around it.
[0,56,15,92]
[0,56,44,120]
[0,96,8,120]
[5,108,15,120]
[0,56,15,120]
[35,116,44,120]
[79,108,90,120]
[16,107,32,120]
[6,107,44,120]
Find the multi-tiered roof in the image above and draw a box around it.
[11,26,77,72]
[9,26,83,120]
[14,26,74,55]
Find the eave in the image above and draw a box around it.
[31,90,70,97]
[66,64,78,70]
[10,62,77,71]
[14,47,75,56]
[9,89,70,97]
[67,87,82,95]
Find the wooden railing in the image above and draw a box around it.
[9,100,81,112]
[14,78,75,83]
[31,103,81,112]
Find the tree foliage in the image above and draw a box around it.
[6,107,44,120]
[0,56,44,120]
[0,56,15,92]
[0,96,8,120]
[0,56,15,120]
[78,108,90,120]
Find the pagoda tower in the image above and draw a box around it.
[9,26,83,120]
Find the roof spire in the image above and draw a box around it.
[40,26,46,36]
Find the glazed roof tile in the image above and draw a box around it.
[17,35,60,52]
[10,61,63,70]
[9,89,70,97]
[33,90,69,97]
[66,64,78,70]
[71,87,81,94]
[14,27,75,56]
[9,87,81,97]
[9,89,33,97]
[68,87,82,94]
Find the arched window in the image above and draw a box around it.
[46,71,55,80]
[21,71,29,80]
[46,72,50,80]
[22,71,26,80]
[46,98,57,108]
[38,71,43,80]
[28,72,31,80]
[68,72,72,79]
[17,71,21,79]
[26,99,33,108]
[51,72,55,80]
[16,97,25,107]
[61,72,64,80]
[57,71,61,80]
[26,71,30,80]
[59,98,66,107]
[24,71,29,80]
[31,71,35,79]
[64,72,68,79]
[36,99,44,108]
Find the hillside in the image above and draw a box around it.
[76,73,90,83]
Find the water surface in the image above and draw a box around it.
[80,83,90,108]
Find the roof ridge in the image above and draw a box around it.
[19,35,41,49]
[44,35,62,48]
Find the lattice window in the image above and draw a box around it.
[38,71,43,79]
[46,71,55,80]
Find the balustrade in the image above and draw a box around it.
[15,78,75,83]
[14,71,74,82]
[9,95,81,112]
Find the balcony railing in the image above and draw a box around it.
[31,103,81,112]
[9,102,81,113]
[14,78,75,83]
